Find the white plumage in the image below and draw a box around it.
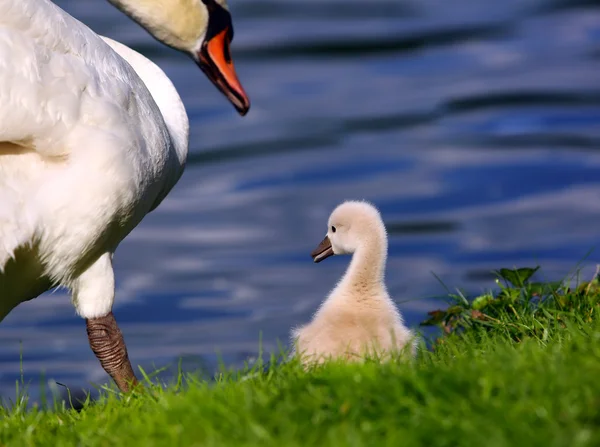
[1,0,249,392]
[0,0,188,319]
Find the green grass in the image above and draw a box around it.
[1,267,600,447]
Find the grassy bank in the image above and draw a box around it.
[1,268,599,446]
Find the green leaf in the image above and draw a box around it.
[494,288,520,305]
[472,295,493,310]
[527,281,562,297]
[446,305,465,316]
[420,310,446,326]
[496,266,540,288]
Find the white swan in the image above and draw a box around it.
[291,201,417,366]
[0,0,249,392]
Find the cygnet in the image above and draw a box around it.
[291,201,417,366]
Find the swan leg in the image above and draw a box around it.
[73,253,138,392]
[86,311,138,393]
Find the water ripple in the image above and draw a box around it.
[235,24,512,60]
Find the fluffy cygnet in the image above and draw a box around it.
[291,201,417,366]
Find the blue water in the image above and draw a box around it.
[1,0,600,402]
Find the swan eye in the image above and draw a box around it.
[331,226,336,233]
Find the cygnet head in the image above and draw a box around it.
[108,0,250,115]
[311,201,387,263]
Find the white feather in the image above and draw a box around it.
[0,0,189,319]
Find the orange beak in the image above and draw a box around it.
[198,29,250,116]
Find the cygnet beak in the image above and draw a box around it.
[311,236,334,263]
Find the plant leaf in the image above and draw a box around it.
[420,310,446,326]
[497,266,540,288]
[528,281,562,297]
[446,305,464,316]
[472,295,493,310]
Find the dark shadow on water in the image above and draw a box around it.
[235,24,512,61]
[463,134,600,151]
[234,0,419,19]
[187,135,337,166]
[187,112,437,167]
[387,220,460,236]
[528,0,600,14]
[343,112,437,133]
[445,91,600,113]
[463,269,500,282]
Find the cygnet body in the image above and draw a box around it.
[291,201,416,365]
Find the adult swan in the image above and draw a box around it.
[0,0,250,392]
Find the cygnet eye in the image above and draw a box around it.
[331,226,336,233]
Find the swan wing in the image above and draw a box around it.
[0,0,150,157]
[0,0,169,273]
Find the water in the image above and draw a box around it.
[1,0,600,401]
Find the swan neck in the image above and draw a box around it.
[106,0,207,53]
[340,235,387,295]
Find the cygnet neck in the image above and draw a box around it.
[339,230,388,298]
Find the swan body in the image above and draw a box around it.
[292,201,416,365]
[0,0,249,391]
[0,0,187,317]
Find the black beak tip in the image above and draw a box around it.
[237,103,250,116]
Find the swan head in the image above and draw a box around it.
[311,201,387,263]
[108,0,250,115]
